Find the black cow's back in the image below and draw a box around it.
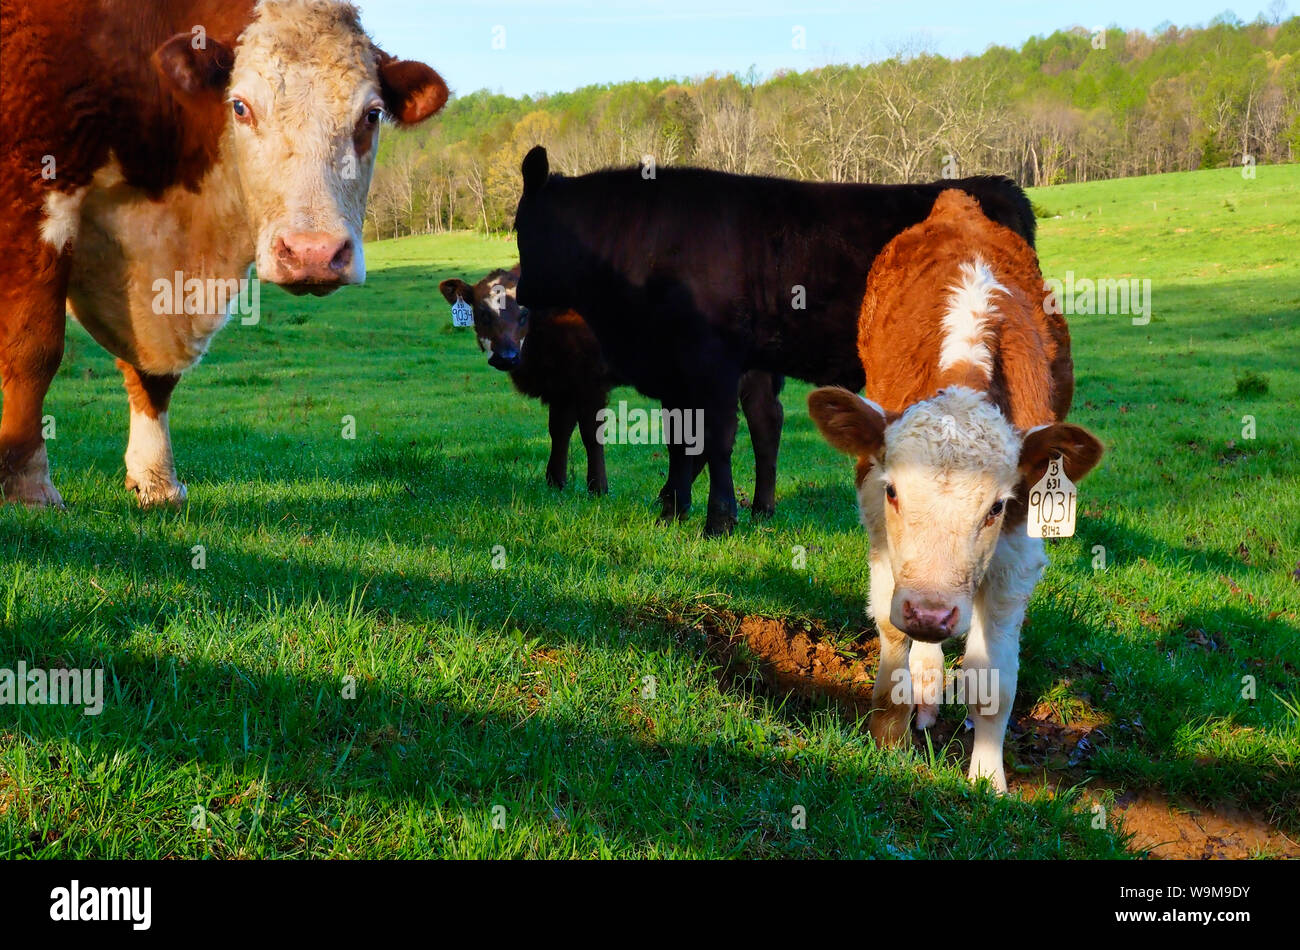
[515,157,1035,396]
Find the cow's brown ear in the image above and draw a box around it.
[1019,423,1103,485]
[440,279,473,306]
[808,388,888,461]
[153,33,235,101]
[378,57,448,125]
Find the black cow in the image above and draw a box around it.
[514,147,1036,536]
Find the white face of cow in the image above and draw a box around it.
[154,0,447,296]
[808,386,1103,643]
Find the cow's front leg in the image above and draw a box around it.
[868,547,913,745]
[118,359,186,508]
[701,388,740,537]
[1,237,70,507]
[657,405,693,522]
[962,531,1047,793]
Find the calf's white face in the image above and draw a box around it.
[154,0,447,295]
[809,386,1103,643]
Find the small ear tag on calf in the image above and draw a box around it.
[451,298,473,328]
[1027,456,1077,539]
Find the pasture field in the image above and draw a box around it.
[1,166,1297,859]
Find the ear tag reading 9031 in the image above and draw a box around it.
[1027,456,1077,539]
[451,298,473,328]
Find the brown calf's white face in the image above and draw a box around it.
[808,385,1103,643]
[865,389,1021,641]
[439,273,531,371]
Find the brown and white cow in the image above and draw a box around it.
[0,0,447,507]
[808,190,1103,792]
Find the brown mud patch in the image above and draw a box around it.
[667,607,1297,859]
[699,610,878,717]
[1081,787,1298,859]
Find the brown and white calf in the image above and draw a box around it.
[0,0,446,507]
[808,190,1103,792]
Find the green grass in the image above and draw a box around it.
[2,166,1297,859]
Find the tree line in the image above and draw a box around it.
[366,12,1300,240]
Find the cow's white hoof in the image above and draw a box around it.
[2,444,65,508]
[126,473,187,509]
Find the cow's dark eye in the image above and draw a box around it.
[518,307,530,325]
[885,484,897,501]
[365,107,383,125]
[232,99,250,120]
[989,500,1005,518]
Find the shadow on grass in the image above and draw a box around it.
[0,591,1126,859]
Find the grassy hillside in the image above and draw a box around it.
[1,165,1296,858]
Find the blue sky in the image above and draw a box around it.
[358,1,1289,98]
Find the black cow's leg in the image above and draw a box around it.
[739,371,784,520]
[546,400,578,490]
[576,398,608,495]
[663,453,707,513]
[657,406,693,522]
[701,387,740,538]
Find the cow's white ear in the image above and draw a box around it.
[153,33,234,101]
[377,57,448,125]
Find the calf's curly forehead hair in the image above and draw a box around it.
[884,387,1021,477]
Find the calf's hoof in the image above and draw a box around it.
[913,704,939,730]
[545,471,566,490]
[586,477,608,495]
[750,503,775,521]
[126,473,188,510]
[968,763,1009,795]
[868,705,912,747]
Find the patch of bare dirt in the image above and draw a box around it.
[698,610,878,717]
[660,606,1297,859]
[1096,788,1298,859]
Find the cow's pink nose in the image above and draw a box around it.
[901,600,959,642]
[273,232,354,284]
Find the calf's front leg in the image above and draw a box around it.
[961,531,1047,792]
[867,547,914,745]
[575,398,608,494]
[118,360,186,508]
[545,400,578,490]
